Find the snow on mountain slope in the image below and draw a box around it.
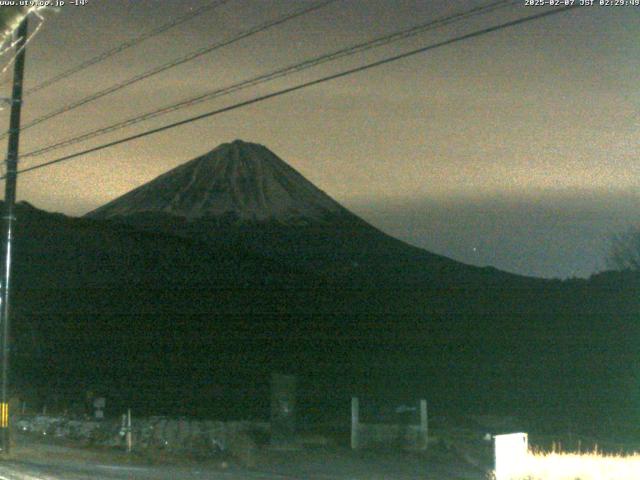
[87,140,350,224]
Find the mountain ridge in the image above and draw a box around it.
[85,139,536,286]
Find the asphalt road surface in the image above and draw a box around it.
[0,435,489,479]
[0,460,295,480]
[0,455,487,480]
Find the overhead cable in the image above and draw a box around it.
[10,5,579,178]
[0,0,337,141]
[24,0,232,96]
[23,0,516,159]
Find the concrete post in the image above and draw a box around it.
[419,399,428,450]
[126,409,132,453]
[270,373,296,448]
[0,14,28,455]
[351,397,359,449]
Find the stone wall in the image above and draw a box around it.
[14,414,269,456]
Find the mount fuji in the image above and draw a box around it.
[86,139,510,284]
[87,140,351,225]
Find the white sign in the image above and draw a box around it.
[494,432,528,480]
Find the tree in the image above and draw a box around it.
[608,227,640,271]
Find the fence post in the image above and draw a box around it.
[419,399,428,450]
[351,397,359,449]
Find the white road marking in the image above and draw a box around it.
[94,464,151,471]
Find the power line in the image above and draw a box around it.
[0,0,337,141]
[23,0,232,96]
[10,5,579,178]
[0,9,46,88]
[22,0,517,160]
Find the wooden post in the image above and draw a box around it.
[351,397,359,449]
[419,399,428,450]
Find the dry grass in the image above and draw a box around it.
[495,448,640,480]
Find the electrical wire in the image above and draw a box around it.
[9,5,580,178]
[23,0,232,96]
[0,0,337,141]
[0,9,46,83]
[22,0,517,160]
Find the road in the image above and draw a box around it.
[0,460,297,480]
[0,436,489,479]
[0,456,487,480]
[0,460,487,480]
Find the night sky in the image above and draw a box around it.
[0,0,638,279]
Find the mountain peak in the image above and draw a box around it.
[229,138,256,147]
[86,140,350,224]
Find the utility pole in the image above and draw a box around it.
[0,14,28,454]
